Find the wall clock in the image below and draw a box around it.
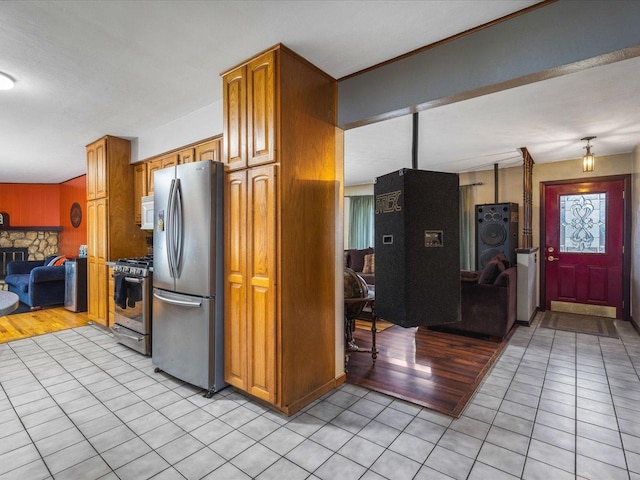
[70,203,82,228]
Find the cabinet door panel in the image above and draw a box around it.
[96,198,108,262]
[87,201,97,261]
[224,170,248,390]
[247,165,277,402]
[95,139,108,199]
[223,66,246,171]
[88,260,98,321]
[247,51,276,168]
[147,159,162,195]
[195,140,221,163]
[178,148,195,164]
[133,163,147,224]
[161,154,178,168]
[87,145,97,200]
[97,262,108,326]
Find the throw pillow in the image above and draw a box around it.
[47,255,66,267]
[362,253,375,274]
[494,252,511,269]
[349,248,370,272]
[478,258,505,284]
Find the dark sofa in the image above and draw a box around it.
[5,256,66,308]
[344,247,374,285]
[434,255,517,340]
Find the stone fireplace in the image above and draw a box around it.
[0,229,60,289]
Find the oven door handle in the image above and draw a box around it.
[112,325,144,342]
[124,277,144,284]
[153,291,202,308]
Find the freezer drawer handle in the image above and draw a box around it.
[153,292,202,308]
[112,325,144,342]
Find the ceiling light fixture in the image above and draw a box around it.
[0,72,15,90]
[581,136,596,172]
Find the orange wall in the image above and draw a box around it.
[0,176,87,257]
[59,176,87,256]
[0,184,61,225]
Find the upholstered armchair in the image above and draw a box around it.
[5,256,66,308]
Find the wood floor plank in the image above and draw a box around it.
[0,307,90,343]
[347,324,512,417]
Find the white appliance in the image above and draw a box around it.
[141,195,154,230]
[151,160,225,397]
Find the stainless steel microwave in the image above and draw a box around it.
[141,195,154,230]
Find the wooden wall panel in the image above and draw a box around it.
[0,184,61,226]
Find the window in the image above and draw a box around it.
[348,196,374,249]
[559,193,606,253]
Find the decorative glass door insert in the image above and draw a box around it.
[559,193,606,253]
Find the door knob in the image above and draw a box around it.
[547,255,558,262]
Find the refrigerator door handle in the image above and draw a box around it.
[153,291,202,308]
[174,178,184,277]
[166,178,176,278]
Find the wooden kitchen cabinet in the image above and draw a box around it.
[87,137,107,200]
[223,50,275,172]
[133,162,147,224]
[178,148,195,164]
[222,45,338,414]
[86,136,146,326]
[195,139,221,163]
[147,154,177,195]
[108,266,115,327]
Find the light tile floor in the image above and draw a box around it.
[1,314,640,479]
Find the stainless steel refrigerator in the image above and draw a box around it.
[152,160,225,396]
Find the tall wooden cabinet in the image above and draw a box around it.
[86,136,147,326]
[223,45,338,414]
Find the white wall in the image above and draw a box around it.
[131,101,223,162]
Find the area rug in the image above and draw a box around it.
[346,324,513,417]
[354,319,395,332]
[539,310,618,338]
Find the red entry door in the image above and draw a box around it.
[544,179,625,318]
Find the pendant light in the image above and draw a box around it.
[581,136,596,172]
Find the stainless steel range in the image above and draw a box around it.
[111,256,152,355]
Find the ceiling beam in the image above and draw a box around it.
[338,0,640,129]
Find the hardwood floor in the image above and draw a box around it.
[0,307,90,343]
[346,323,512,417]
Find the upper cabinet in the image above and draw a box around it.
[224,50,276,171]
[87,137,107,200]
[133,162,147,224]
[178,148,195,164]
[132,137,222,221]
[195,139,221,163]
[247,52,276,168]
[223,66,247,170]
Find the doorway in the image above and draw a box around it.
[540,175,631,320]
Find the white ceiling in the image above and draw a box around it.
[3,0,636,187]
[345,55,640,185]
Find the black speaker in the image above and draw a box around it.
[374,169,460,328]
[475,202,519,269]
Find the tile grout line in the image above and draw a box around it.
[597,332,633,479]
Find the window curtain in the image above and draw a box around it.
[348,195,374,249]
[459,185,475,270]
